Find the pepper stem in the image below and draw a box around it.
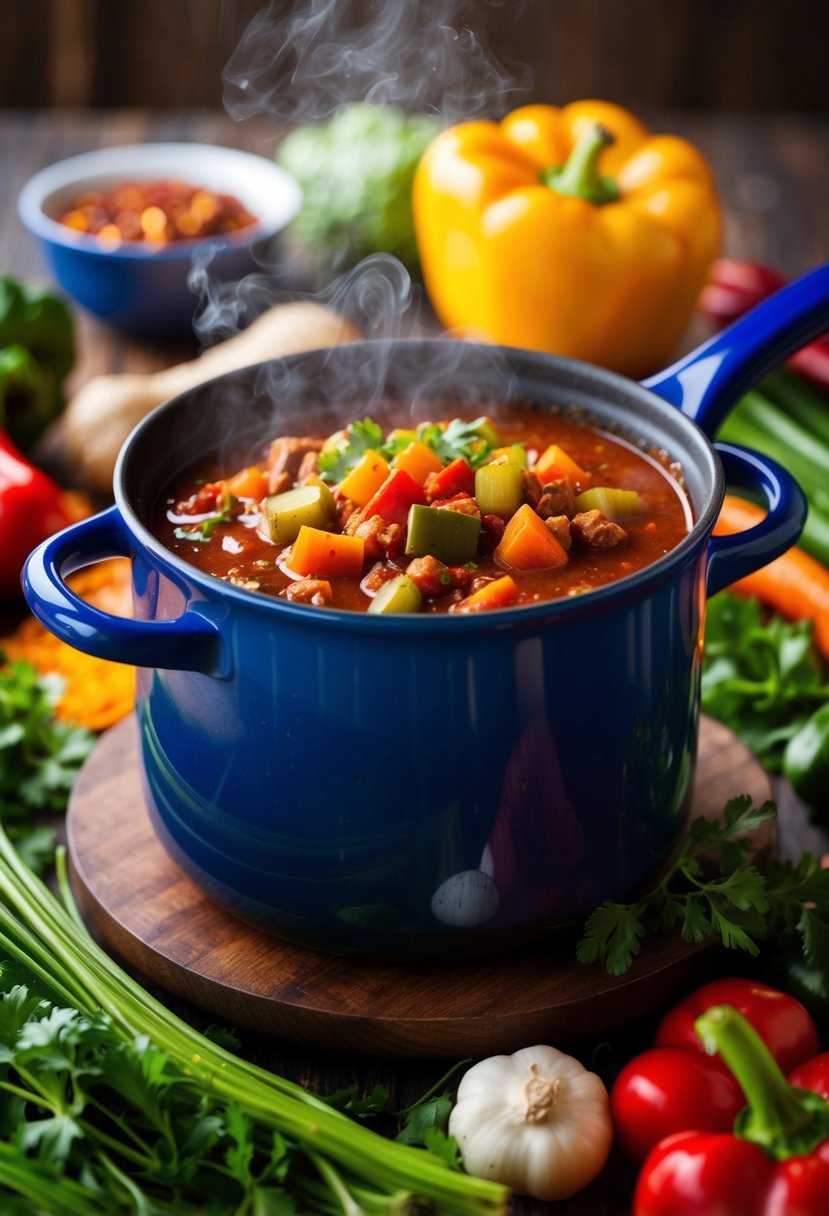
[695,1005,829,1161]
[540,123,620,206]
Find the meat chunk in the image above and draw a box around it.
[570,509,628,549]
[522,469,543,508]
[351,516,405,562]
[405,555,455,599]
[432,493,481,520]
[296,450,321,482]
[266,436,324,490]
[545,514,572,550]
[535,478,577,520]
[282,578,333,607]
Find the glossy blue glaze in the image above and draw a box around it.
[22,286,819,956]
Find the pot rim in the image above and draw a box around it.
[114,338,725,635]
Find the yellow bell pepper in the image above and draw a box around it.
[413,100,722,378]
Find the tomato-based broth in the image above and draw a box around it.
[154,405,692,614]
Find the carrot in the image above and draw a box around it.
[533,443,591,488]
[714,493,829,658]
[456,574,519,613]
[225,465,269,501]
[289,526,365,579]
[495,503,569,571]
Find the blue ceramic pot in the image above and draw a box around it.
[23,267,829,959]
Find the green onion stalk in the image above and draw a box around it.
[0,825,508,1216]
[717,370,829,567]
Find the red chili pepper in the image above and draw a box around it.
[611,977,819,1163]
[361,468,427,527]
[699,256,829,391]
[633,1005,829,1215]
[0,428,72,600]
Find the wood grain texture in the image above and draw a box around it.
[67,715,773,1059]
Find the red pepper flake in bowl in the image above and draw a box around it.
[56,179,257,247]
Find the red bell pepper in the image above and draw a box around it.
[0,428,72,600]
[633,1004,829,1215]
[361,468,427,526]
[424,457,475,501]
[699,256,829,391]
[611,977,819,1163]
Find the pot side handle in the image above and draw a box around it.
[22,506,226,676]
[706,442,807,598]
[642,263,829,436]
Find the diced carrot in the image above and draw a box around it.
[224,466,268,501]
[289,526,365,579]
[714,494,829,658]
[337,450,390,507]
[456,574,520,613]
[362,469,427,525]
[495,503,569,570]
[393,440,445,484]
[425,457,476,501]
[533,443,592,488]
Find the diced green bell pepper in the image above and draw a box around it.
[405,503,480,564]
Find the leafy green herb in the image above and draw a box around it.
[415,418,498,469]
[0,660,94,869]
[701,592,829,770]
[318,417,384,484]
[577,796,829,976]
[174,490,239,543]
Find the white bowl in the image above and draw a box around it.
[18,143,302,336]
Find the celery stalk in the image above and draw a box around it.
[474,462,524,519]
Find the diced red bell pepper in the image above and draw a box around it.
[425,457,475,501]
[362,468,427,526]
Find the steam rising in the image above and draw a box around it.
[222,0,531,124]
[189,0,529,414]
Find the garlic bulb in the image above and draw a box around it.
[448,1044,613,1201]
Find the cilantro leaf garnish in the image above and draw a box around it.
[415,417,498,469]
[318,417,385,483]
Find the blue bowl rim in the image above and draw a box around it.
[17,141,302,262]
[113,338,725,637]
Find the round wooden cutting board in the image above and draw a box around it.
[67,715,773,1058]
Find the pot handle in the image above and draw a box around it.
[642,263,829,436]
[22,506,227,676]
[706,441,807,597]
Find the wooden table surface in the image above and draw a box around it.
[1,107,829,1215]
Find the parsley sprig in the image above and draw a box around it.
[577,796,829,976]
[0,660,94,870]
[318,414,503,483]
